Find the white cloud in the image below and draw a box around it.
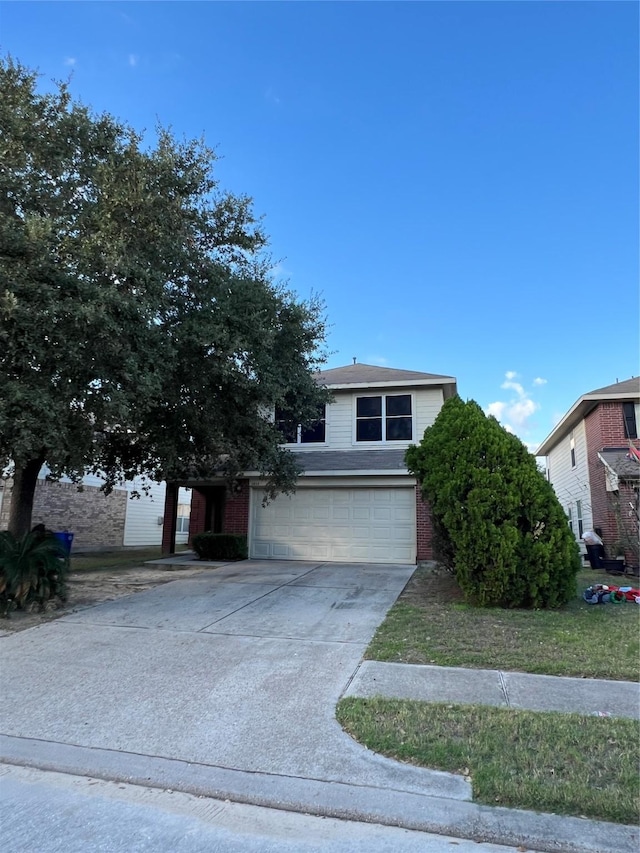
[64,57,77,66]
[485,371,542,438]
[533,377,547,386]
[508,398,538,427]
[368,355,389,366]
[501,378,525,396]
[486,401,506,420]
[128,54,138,67]
[265,87,281,106]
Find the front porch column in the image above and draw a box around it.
[161,482,179,555]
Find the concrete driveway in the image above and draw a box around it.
[0,560,469,815]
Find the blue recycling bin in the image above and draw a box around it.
[53,531,74,556]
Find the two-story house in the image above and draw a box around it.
[535,377,640,562]
[162,363,457,564]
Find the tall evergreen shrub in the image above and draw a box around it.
[406,397,580,608]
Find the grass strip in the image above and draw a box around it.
[337,697,640,825]
[70,546,189,573]
[366,568,640,681]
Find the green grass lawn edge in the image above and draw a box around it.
[366,567,640,681]
[337,697,640,826]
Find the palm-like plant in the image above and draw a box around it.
[0,531,69,615]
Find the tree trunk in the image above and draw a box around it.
[8,456,45,537]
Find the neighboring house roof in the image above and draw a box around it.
[536,376,640,456]
[293,449,408,473]
[584,377,640,397]
[598,449,640,483]
[317,363,457,395]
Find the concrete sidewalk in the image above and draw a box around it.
[345,661,640,719]
[1,560,638,853]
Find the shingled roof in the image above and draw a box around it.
[292,449,408,473]
[317,363,456,390]
[584,377,640,397]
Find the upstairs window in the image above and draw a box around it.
[276,405,326,444]
[623,402,638,439]
[570,431,576,468]
[356,394,412,442]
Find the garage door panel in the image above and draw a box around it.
[373,507,392,521]
[250,487,416,564]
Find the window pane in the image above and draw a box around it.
[357,418,382,441]
[386,394,411,416]
[386,416,412,440]
[623,402,638,439]
[357,396,382,418]
[301,421,325,443]
[275,408,298,443]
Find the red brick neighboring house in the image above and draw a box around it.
[162,363,457,564]
[536,377,640,565]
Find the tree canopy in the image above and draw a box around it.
[0,57,329,535]
[406,396,580,608]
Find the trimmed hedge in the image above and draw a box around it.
[192,533,248,561]
[406,396,581,609]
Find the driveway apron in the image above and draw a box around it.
[0,561,469,802]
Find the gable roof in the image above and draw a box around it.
[317,363,457,395]
[536,376,640,456]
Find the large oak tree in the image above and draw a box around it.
[0,58,329,535]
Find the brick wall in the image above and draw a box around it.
[584,402,640,552]
[223,480,250,535]
[416,487,433,561]
[189,489,207,541]
[1,479,127,548]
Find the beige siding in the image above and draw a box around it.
[123,482,191,546]
[545,420,592,544]
[415,388,445,441]
[33,467,191,547]
[292,386,446,453]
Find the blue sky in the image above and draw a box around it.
[2,1,638,451]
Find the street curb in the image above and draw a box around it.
[1,735,637,853]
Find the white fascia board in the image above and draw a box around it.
[536,389,640,457]
[250,475,416,488]
[597,452,620,491]
[299,469,411,477]
[536,399,593,456]
[325,378,456,391]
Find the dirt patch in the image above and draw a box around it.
[0,562,213,634]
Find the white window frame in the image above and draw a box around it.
[276,404,328,447]
[569,431,576,469]
[576,499,583,538]
[352,393,415,445]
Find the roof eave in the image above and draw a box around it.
[534,393,637,456]
[324,377,457,392]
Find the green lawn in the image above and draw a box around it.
[337,697,640,825]
[70,545,189,573]
[366,566,640,681]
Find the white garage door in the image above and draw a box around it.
[250,487,416,564]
